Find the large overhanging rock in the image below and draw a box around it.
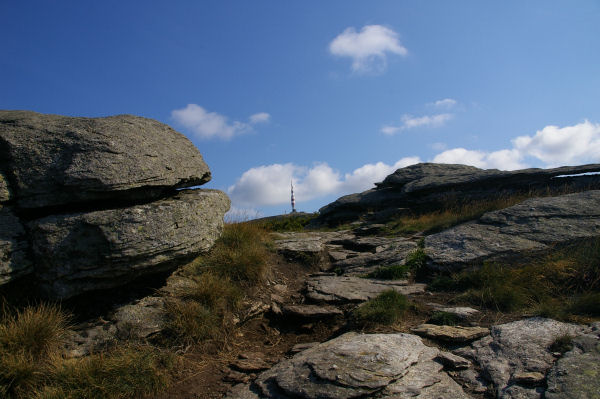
[312,162,600,226]
[425,190,600,271]
[28,189,229,299]
[0,207,31,284]
[0,110,211,209]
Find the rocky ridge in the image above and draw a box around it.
[312,162,600,226]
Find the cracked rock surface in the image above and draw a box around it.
[226,332,471,399]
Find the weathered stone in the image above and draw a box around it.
[436,351,472,370]
[228,332,470,399]
[455,318,587,399]
[111,296,166,339]
[545,334,600,399]
[282,304,343,319]
[0,206,32,284]
[331,238,418,275]
[512,372,545,386]
[29,189,229,299]
[305,275,426,303]
[312,162,600,226]
[428,303,480,319]
[0,110,212,209]
[411,324,489,343]
[230,358,272,373]
[290,342,319,354]
[0,172,10,202]
[426,191,600,272]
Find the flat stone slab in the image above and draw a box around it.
[282,304,343,319]
[428,303,480,319]
[411,324,489,343]
[226,332,470,398]
[425,190,600,271]
[305,275,426,303]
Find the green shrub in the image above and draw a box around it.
[429,311,460,326]
[366,264,410,280]
[352,290,409,326]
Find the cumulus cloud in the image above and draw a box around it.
[228,157,421,207]
[381,113,453,135]
[249,112,271,124]
[512,120,600,167]
[171,104,270,140]
[430,98,457,109]
[431,120,600,170]
[329,24,407,72]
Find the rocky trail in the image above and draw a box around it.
[153,208,600,399]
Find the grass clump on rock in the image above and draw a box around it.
[0,303,177,399]
[352,290,409,326]
[167,221,272,344]
[428,311,461,326]
[428,238,600,317]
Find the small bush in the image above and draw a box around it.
[366,264,410,280]
[429,311,460,326]
[549,335,574,354]
[352,290,409,326]
[165,299,223,344]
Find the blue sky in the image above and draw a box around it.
[2,1,600,217]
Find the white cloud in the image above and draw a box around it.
[228,157,421,208]
[249,112,271,124]
[512,120,600,167]
[432,148,526,170]
[329,25,407,72]
[431,120,600,170]
[171,104,269,140]
[382,113,453,135]
[430,98,457,109]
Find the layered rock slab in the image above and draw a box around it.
[305,275,426,303]
[425,190,600,271]
[227,332,470,398]
[0,110,211,209]
[29,189,229,299]
[455,318,589,399]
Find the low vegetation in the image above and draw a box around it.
[428,239,600,317]
[352,290,410,326]
[255,213,318,232]
[0,303,177,399]
[167,221,272,345]
[428,311,460,326]
[382,196,530,236]
[365,246,427,281]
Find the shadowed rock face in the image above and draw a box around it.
[0,111,229,299]
[312,162,600,226]
[0,110,211,209]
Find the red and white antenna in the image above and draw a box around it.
[291,180,296,213]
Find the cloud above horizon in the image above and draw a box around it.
[429,98,457,109]
[228,157,420,207]
[171,104,270,140]
[433,120,600,169]
[329,24,407,73]
[381,113,453,135]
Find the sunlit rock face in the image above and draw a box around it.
[0,110,229,299]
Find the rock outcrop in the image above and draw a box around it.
[0,110,228,299]
[425,190,600,271]
[226,332,471,399]
[312,162,600,226]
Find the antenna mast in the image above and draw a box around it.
[290,180,296,213]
